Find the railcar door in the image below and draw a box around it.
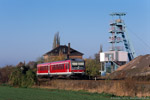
[48,65,50,76]
[67,63,69,72]
[65,63,69,72]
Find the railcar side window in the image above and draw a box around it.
[61,64,64,70]
[51,63,69,70]
[52,65,54,70]
[39,66,48,71]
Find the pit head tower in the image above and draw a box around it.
[100,12,136,76]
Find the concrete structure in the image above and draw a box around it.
[100,51,128,62]
[100,51,128,75]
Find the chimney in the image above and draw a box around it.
[67,43,70,59]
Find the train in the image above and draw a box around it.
[37,59,85,78]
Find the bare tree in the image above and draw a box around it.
[52,32,60,49]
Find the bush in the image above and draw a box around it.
[25,70,36,87]
[9,67,36,87]
[85,59,100,77]
[9,68,22,86]
[0,66,14,84]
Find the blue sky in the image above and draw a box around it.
[0,0,149,67]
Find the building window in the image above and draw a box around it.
[63,48,66,53]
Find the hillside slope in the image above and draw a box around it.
[109,54,150,80]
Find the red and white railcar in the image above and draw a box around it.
[37,59,85,77]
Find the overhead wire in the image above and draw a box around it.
[126,27,150,55]
[126,27,150,50]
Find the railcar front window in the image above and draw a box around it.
[72,62,84,67]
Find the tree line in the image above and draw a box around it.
[0,61,37,87]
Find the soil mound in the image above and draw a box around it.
[109,54,150,80]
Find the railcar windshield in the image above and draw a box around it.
[72,62,84,68]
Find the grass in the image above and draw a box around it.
[0,86,142,100]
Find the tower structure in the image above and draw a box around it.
[109,13,125,51]
[109,12,136,61]
[100,12,136,76]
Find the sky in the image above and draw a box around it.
[0,0,150,67]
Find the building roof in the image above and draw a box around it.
[43,45,84,56]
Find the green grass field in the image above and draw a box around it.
[0,86,141,100]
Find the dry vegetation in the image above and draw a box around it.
[37,79,150,97]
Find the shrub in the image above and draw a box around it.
[85,59,100,77]
[0,65,14,84]
[25,70,36,87]
[9,68,22,86]
[9,67,36,87]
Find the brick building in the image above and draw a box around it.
[43,43,83,62]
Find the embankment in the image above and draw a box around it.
[36,79,150,97]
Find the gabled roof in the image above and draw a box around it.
[43,45,84,56]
